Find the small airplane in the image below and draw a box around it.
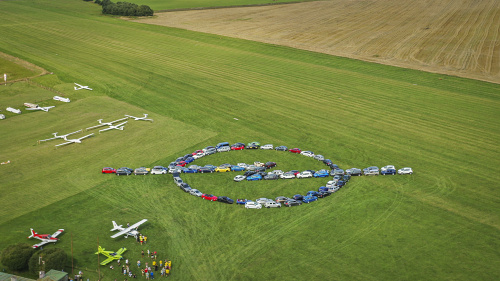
[39,130,83,143]
[110,219,148,239]
[53,96,70,103]
[28,228,64,249]
[74,83,92,91]
[25,106,55,112]
[85,117,129,130]
[55,133,94,147]
[95,246,127,265]
[125,114,154,122]
[6,107,21,114]
[99,121,127,133]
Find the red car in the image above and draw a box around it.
[176,161,187,167]
[202,194,218,201]
[192,150,203,155]
[102,167,116,174]
[231,143,245,151]
[290,148,302,154]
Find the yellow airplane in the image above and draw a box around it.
[95,246,127,265]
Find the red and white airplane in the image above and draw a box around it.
[28,228,64,249]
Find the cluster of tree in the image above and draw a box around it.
[1,244,67,274]
[94,0,154,16]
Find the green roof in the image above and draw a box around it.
[0,272,36,281]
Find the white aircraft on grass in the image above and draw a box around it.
[74,83,92,91]
[85,117,128,130]
[25,106,55,112]
[99,121,127,133]
[110,219,148,238]
[125,114,153,122]
[39,130,83,143]
[55,133,94,147]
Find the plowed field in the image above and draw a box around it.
[132,0,500,84]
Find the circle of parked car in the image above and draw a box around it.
[102,141,413,209]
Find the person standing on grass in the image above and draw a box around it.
[144,236,148,244]
[137,260,141,267]
[141,250,144,257]
[141,269,145,276]
[150,271,154,280]
[140,236,143,245]
[159,260,163,268]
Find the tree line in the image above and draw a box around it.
[1,243,67,276]
[92,0,154,17]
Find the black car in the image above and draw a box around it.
[336,180,346,187]
[264,162,277,169]
[343,174,351,182]
[243,170,257,177]
[255,166,266,172]
[198,167,214,173]
[179,183,192,192]
[328,163,339,169]
[293,194,303,201]
[247,143,260,149]
[284,199,302,207]
[256,171,268,177]
[317,191,331,198]
[275,146,288,151]
[182,154,192,160]
[217,196,234,204]
[264,173,279,180]
[323,159,333,165]
[116,167,133,176]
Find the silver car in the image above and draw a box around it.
[256,198,274,205]
[363,166,379,176]
[189,189,203,197]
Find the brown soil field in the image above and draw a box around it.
[131,0,500,84]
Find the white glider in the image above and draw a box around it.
[99,121,127,133]
[53,96,70,103]
[25,106,55,112]
[85,117,129,130]
[55,133,94,147]
[74,83,92,91]
[39,130,83,143]
[125,114,153,122]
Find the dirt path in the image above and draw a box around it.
[0,51,50,84]
[131,0,500,84]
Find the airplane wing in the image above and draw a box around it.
[100,257,114,265]
[114,121,128,127]
[74,83,83,87]
[51,229,64,238]
[110,219,147,238]
[55,141,73,147]
[86,123,106,130]
[99,127,114,133]
[66,130,83,136]
[32,241,49,249]
[116,247,127,255]
[25,108,41,111]
[78,133,94,140]
[110,117,128,123]
[39,137,57,142]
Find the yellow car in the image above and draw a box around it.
[215,166,231,172]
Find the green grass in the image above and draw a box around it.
[131,0,308,11]
[0,0,499,280]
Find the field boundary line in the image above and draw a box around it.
[155,0,312,13]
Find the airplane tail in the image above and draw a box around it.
[28,228,36,239]
[111,221,122,231]
[97,119,103,124]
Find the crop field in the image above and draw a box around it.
[133,0,500,84]
[131,0,308,11]
[0,0,499,280]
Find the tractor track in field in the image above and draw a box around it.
[130,0,500,84]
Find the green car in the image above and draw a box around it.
[247,141,261,149]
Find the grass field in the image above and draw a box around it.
[0,0,499,280]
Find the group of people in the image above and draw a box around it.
[136,233,148,245]
[110,249,172,279]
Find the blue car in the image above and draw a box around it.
[184,157,194,164]
[293,194,303,201]
[381,169,396,175]
[246,174,262,181]
[183,168,198,173]
[318,186,329,193]
[306,191,319,197]
[236,199,249,205]
[302,195,318,203]
[313,170,329,178]
[231,165,246,172]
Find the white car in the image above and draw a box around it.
[300,151,315,157]
[245,201,262,209]
[260,144,274,150]
[150,166,167,175]
[328,186,340,193]
[280,172,296,179]
[256,198,274,205]
[296,171,313,179]
[314,154,324,161]
[326,179,338,188]
[270,170,284,176]
[192,152,205,159]
[381,165,395,172]
[254,161,265,167]
[234,175,246,182]
[189,189,203,197]
[264,202,281,208]
[398,167,413,175]
[217,146,230,152]
[237,163,249,168]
